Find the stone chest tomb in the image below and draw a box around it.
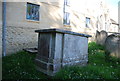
[35,29,91,76]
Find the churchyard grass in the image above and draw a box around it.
[2,51,49,79]
[54,42,120,79]
[2,42,120,79]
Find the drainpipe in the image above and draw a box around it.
[2,1,7,57]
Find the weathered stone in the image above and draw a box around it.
[105,33,120,58]
[6,26,38,55]
[96,30,108,46]
[23,48,38,54]
[35,29,92,38]
[62,34,88,66]
[35,29,91,76]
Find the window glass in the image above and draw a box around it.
[86,17,90,27]
[27,3,40,21]
[64,0,70,25]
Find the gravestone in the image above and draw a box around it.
[96,30,108,46]
[105,33,120,58]
[35,29,91,76]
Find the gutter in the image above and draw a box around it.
[2,1,6,57]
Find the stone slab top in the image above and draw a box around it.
[35,29,92,38]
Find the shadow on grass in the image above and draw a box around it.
[2,51,52,79]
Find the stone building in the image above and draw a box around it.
[108,19,119,33]
[0,0,119,56]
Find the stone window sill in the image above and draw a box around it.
[26,19,40,23]
[64,24,71,27]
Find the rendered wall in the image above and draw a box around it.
[5,2,63,55]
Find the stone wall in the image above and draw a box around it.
[4,2,96,55]
[5,2,64,55]
[6,26,38,54]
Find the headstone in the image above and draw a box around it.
[105,33,120,58]
[35,29,91,76]
[96,30,108,46]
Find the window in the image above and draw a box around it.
[64,12,70,25]
[86,17,90,27]
[63,0,70,25]
[26,3,40,21]
[64,0,70,6]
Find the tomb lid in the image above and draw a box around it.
[35,29,92,38]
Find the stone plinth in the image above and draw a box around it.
[35,29,91,76]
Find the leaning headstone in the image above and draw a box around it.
[96,30,108,46]
[105,33,120,58]
[35,29,91,76]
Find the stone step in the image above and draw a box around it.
[23,48,38,54]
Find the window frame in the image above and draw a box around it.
[26,2,40,21]
[64,0,70,6]
[63,12,70,25]
[86,17,90,27]
[63,0,70,25]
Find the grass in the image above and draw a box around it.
[2,42,120,79]
[54,42,120,79]
[2,51,49,79]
